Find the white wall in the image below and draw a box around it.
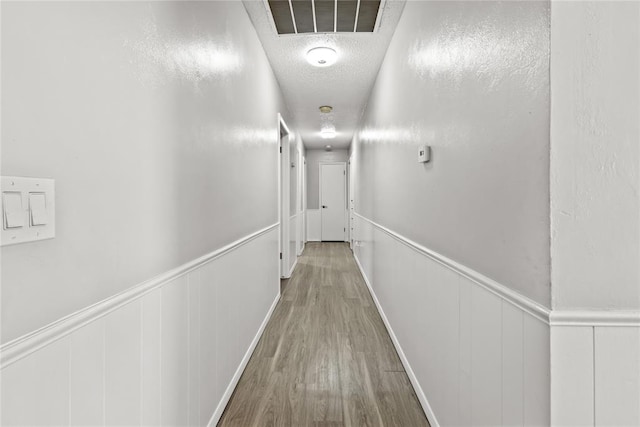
[352,1,550,306]
[1,1,288,343]
[351,2,640,426]
[305,149,349,210]
[350,1,551,425]
[549,2,640,425]
[1,1,289,425]
[550,1,639,311]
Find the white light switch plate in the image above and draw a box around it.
[1,176,55,246]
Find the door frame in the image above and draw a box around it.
[319,161,348,242]
[348,156,354,250]
[299,155,307,255]
[277,113,292,279]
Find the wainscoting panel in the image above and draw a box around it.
[550,319,640,426]
[352,213,551,427]
[188,274,201,426]
[0,224,280,427]
[199,260,220,424]
[161,277,189,426]
[550,326,594,426]
[470,288,502,426]
[104,300,141,426]
[141,289,162,426]
[69,318,105,426]
[523,316,550,426]
[501,302,525,426]
[306,209,321,241]
[594,327,640,426]
[0,336,70,426]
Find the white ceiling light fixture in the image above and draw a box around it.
[306,47,337,67]
[320,129,336,139]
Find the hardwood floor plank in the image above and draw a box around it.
[218,242,429,427]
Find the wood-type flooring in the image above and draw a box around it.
[218,242,429,427]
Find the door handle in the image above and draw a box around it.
[322,205,328,208]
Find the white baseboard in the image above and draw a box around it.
[207,292,281,426]
[353,253,440,427]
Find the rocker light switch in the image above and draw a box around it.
[3,192,24,229]
[1,176,55,246]
[29,193,48,226]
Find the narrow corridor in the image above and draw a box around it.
[219,243,429,426]
[1,1,638,425]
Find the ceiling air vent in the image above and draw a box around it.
[267,0,382,35]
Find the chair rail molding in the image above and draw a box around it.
[0,223,279,369]
[352,212,551,323]
[549,310,640,327]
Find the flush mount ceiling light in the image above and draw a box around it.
[306,47,337,67]
[320,129,336,139]
[319,105,333,113]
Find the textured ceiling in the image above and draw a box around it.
[243,0,406,149]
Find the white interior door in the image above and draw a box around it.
[320,163,346,241]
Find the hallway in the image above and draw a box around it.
[1,1,639,426]
[219,243,428,426]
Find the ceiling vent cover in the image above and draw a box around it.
[267,0,382,34]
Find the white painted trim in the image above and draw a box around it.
[277,113,292,279]
[0,223,279,369]
[207,292,281,426]
[550,310,640,327]
[353,212,551,324]
[352,213,640,329]
[353,253,440,427]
